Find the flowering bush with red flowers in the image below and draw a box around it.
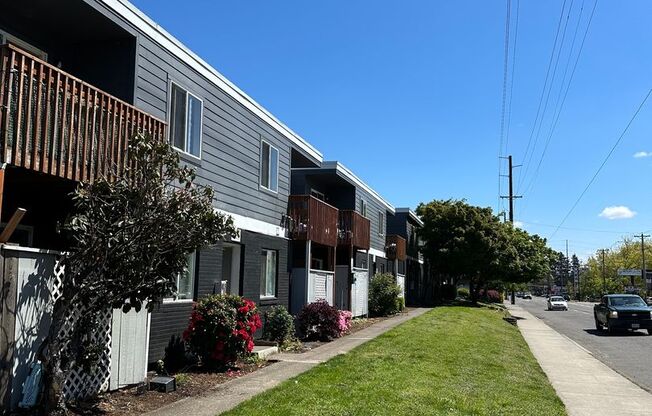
[182,294,262,368]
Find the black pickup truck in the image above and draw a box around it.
[594,294,652,334]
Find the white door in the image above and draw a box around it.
[351,268,369,317]
[110,308,149,390]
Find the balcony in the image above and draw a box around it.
[386,234,407,261]
[0,44,166,183]
[287,195,339,247]
[338,210,370,250]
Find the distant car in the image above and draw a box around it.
[562,294,571,301]
[594,294,652,334]
[547,296,568,311]
[523,293,532,299]
[516,292,523,298]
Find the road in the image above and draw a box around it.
[517,296,652,392]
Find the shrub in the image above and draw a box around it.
[297,300,341,341]
[369,273,402,317]
[457,287,470,299]
[338,310,353,334]
[395,296,405,312]
[182,294,262,368]
[162,335,187,374]
[485,290,502,303]
[263,305,295,345]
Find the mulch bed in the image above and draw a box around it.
[65,361,271,415]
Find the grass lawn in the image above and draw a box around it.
[223,306,566,416]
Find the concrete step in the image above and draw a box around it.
[252,345,278,360]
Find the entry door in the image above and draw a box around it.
[222,244,242,295]
[335,266,350,311]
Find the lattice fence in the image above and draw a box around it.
[50,255,113,400]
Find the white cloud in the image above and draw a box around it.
[633,151,652,158]
[599,206,637,220]
[513,221,524,228]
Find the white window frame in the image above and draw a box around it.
[360,199,368,218]
[259,139,279,193]
[260,249,278,299]
[168,80,203,160]
[164,251,197,303]
[378,211,385,237]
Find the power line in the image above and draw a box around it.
[498,0,512,213]
[504,0,520,153]
[521,0,576,192]
[519,220,639,235]
[549,87,652,239]
[521,0,598,197]
[517,0,569,190]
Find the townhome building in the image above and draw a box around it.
[0,0,407,408]
[387,208,429,306]
[290,162,394,317]
[0,0,324,374]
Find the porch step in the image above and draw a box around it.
[252,345,278,360]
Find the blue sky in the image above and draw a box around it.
[132,0,652,260]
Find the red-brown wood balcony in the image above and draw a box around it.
[338,210,370,250]
[386,234,407,261]
[287,195,339,247]
[0,44,166,183]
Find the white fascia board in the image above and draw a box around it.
[321,161,395,213]
[369,248,386,258]
[217,209,287,240]
[102,0,323,164]
[395,207,424,227]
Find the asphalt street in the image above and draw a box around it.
[517,296,652,392]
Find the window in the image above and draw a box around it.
[260,140,279,192]
[378,211,385,236]
[360,199,368,218]
[169,82,202,158]
[260,249,278,297]
[175,252,196,300]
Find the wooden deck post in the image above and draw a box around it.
[0,164,6,224]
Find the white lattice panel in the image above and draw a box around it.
[50,255,112,400]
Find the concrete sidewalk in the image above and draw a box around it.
[506,302,652,416]
[148,307,430,416]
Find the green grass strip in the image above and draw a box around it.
[224,306,566,416]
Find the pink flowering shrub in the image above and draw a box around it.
[484,290,502,303]
[338,310,352,334]
[183,294,262,368]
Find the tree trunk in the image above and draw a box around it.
[40,295,73,413]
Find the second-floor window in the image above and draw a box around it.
[360,199,368,218]
[260,140,279,192]
[170,82,202,158]
[378,211,385,236]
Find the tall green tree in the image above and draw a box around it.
[41,133,237,411]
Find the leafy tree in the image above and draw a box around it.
[41,133,237,411]
[416,199,503,303]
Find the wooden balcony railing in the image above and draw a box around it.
[338,210,370,250]
[386,234,407,261]
[0,44,166,183]
[287,195,339,247]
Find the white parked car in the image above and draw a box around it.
[547,296,568,311]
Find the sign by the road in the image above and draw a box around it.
[618,268,642,276]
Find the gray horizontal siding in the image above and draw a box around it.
[355,187,389,252]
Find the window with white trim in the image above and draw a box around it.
[378,211,385,236]
[169,82,202,158]
[175,252,196,300]
[260,140,279,192]
[260,249,278,297]
[360,199,368,218]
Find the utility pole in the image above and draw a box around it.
[500,155,522,223]
[598,249,609,294]
[635,233,650,295]
[565,240,570,296]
